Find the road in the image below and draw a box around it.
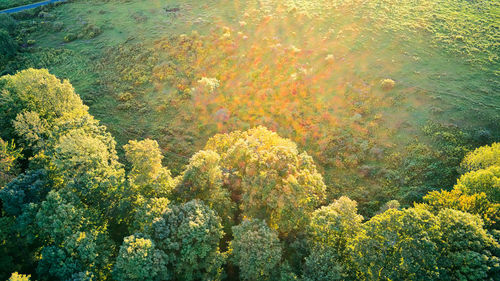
[0,0,66,14]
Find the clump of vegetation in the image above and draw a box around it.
[79,23,102,39]
[63,33,77,42]
[0,14,17,33]
[0,29,18,58]
[380,78,395,90]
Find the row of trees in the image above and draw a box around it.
[0,69,499,280]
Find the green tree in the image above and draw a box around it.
[454,166,499,203]
[41,116,125,213]
[174,150,234,228]
[0,68,88,141]
[124,139,173,197]
[113,234,168,281]
[424,155,500,228]
[0,29,17,58]
[35,190,89,244]
[437,208,499,280]
[461,142,500,172]
[151,200,225,281]
[424,189,499,228]
[308,196,363,251]
[8,272,31,281]
[0,138,22,187]
[205,126,326,235]
[35,190,114,280]
[385,122,471,206]
[0,70,119,281]
[230,218,283,281]
[0,169,51,216]
[129,196,169,233]
[12,111,50,150]
[303,247,343,281]
[0,14,17,33]
[37,228,114,281]
[349,208,441,281]
[303,196,363,281]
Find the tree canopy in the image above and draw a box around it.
[0,69,498,281]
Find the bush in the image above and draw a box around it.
[380,78,395,90]
[51,21,64,32]
[64,33,77,43]
[79,24,102,39]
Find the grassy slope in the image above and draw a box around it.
[3,0,499,212]
[0,0,41,10]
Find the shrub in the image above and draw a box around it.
[64,33,77,43]
[51,21,64,32]
[79,24,102,39]
[380,78,395,90]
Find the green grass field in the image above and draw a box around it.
[2,0,499,212]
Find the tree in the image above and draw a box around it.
[303,197,363,281]
[113,234,168,281]
[35,190,88,244]
[424,188,499,228]
[349,208,441,281]
[0,29,17,58]
[12,111,49,150]
[151,200,225,281]
[36,204,114,281]
[0,68,88,141]
[129,196,170,233]
[0,70,119,281]
[174,150,234,228]
[384,123,471,207]
[454,166,499,203]
[8,272,31,281]
[303,247,343,281]
[461,142,500,172]
[308,196,363,251]
[0,138,22,188]
[124,139,173,197]
[43,116,125,212]
[0,14,17,33]
[230,218,282,281]
[205,126,326,235]
[437,208,499,280]
[424,152,500,229]
[377,199,400,214]
[0,169,51,216]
